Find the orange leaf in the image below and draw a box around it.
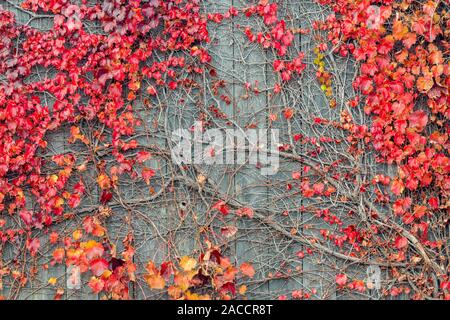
[240,262,255,278]
[392,19,408,41]
[69,126,89,144]
[413,205,427,219]
[174,273,191,291]
[391,179,405,196]
[97,173,111,190]
[402,32,416,49]
[416,76,434,93]
[167,286,182,299]
[145,274,165,289]
[88,276,104,293]
[92,224,106,237]
[239,285,247,295]
[52,248,65,264]
[49,232,59,244]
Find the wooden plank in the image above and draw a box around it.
[263,0,307,299]
[296,0,337,300]
[229,0,271,299]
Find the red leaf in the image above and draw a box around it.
[68,193,81,208]
[428,197,439,210]
[336,274,347,286]
[142,167,156,184]
[283,108,294,120]
[408,110,428,130]
[221,226,238,238]
[160,261,175,280]
[26,238,40,257]
[394,236,408,249]
[88,277,104,293]
[100,190,113,204]
[292,171,301,180]
[313,182,325,195]
[212,200,230,216]
[146,86,157,95]
[90,258,109,276]
[220,282,236,296]
[349,280,366,292]
[235,207,254,218]
[136,151,152,163]
[273,60,285,72]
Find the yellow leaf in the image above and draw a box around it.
[179,256,197,272]
[49,175,59,183]
[54,197,64,208]
[48,277,57,286]
[72,229,83,241]
[185,291,200,300]
[102,270,112,279]
[82,240,100,250]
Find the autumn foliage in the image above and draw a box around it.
[0,0,449,300]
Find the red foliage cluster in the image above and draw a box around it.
[317,0,449,198]
[310,0,449,299]
[145,244,255,300]
[242,2,306,83]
